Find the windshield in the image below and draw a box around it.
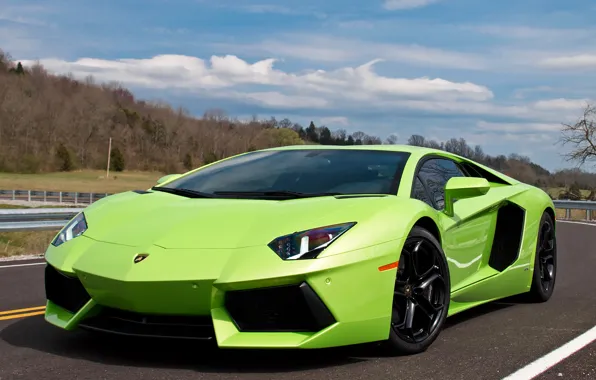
[157,149,411,198]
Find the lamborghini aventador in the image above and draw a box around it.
[43,145,557,354]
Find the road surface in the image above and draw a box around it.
[0,221,594,380]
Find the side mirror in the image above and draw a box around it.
[443,177,490,217]
[156,173,182,185]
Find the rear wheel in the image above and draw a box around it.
[525,211,557,302]
[383,226,450,355]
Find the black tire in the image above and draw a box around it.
[382,226,451,355]
[524,211,557,303]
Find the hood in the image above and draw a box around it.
[82,190,395,249]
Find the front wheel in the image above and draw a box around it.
[382,226,451,355]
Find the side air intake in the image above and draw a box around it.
[488,202,526,272]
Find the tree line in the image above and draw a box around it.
[1,48,596,199]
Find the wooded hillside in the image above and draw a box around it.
[1,48,595,199]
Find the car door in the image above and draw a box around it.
[412,156,497,291]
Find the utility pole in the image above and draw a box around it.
[106,137,112,178]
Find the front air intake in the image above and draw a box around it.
[224,282,336,332]
[45,264,91,313]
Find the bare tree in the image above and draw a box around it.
[385,134,399,144]
[408,134,425,146]
[559,103,596,166]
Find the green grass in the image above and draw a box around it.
[0,170,164,194]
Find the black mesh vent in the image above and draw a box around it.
[224,282,336,332]
[79,307,215,340]
[45,264,91,313]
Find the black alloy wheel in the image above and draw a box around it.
[384,226,450,355]
[526,212,557,302]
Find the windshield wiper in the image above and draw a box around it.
[151,186,214,198]
[212,190,342,198]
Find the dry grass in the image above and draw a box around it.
[555,208,594,221]
[0,170,164,194]
[0,230,58,258]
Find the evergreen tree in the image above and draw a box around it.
[110,147,125,171]
[55,144,73,171]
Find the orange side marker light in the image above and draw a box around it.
[378,261,399,271]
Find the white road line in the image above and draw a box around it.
[0,262,45,269]
[0,253,44,263]
[557,220,596,227]
[502,325,596,380]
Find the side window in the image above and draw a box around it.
[417,158,466,210]
[412,176,432,206]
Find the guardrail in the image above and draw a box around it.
[0,189,110,204]
[0,208,83,232]
[553,200,596,221]
[0,200,593,232]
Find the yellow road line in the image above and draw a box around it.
[0,310,45,321]
[0,305,46,316]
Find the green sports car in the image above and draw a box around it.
[43,145,557,354]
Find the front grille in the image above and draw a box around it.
[78,307,215,340]
[45,264,91,313]
[225,282,336,332]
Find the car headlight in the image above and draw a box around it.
[268,222,356,260]
[51,212,88,247]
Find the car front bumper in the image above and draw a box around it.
[44,235,403,349]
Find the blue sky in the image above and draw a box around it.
[2,0,596,172]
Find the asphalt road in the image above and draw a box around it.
[0,221,595,380]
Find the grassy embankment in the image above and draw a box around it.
[0,171,591,257]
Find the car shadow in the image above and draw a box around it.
[0,299,518,373]
[443,300,516,329]
[0,316,368,373]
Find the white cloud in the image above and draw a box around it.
[0,26,43,57]
[532,98,590,111]
[467,25,594,40]
[335,20,375,29]
[512,86,555,99]
[242,4,296,14]
[215,34,488,69]
[383,0,439,10]
[21,54,494,111]
[18,54,589,134]
[0,4,52,26]
[476,120,562,133]
[320,116,350,126]
[232,91,330,109]
[539,54,596,69]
